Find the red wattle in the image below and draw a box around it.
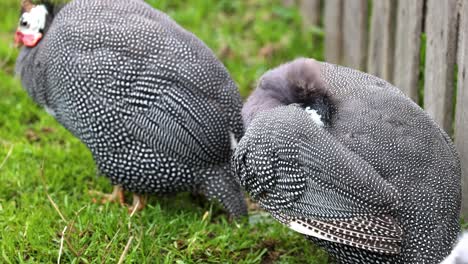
[14,30,43,48]
[14,31,24,46]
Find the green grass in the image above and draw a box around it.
[0,0,326,263]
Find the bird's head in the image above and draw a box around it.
[242,58,335,128]
[15,0,55,48]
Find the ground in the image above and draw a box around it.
[0,0,328,263]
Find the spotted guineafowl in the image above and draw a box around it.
[15,0,247,217]
[232,58,461,262]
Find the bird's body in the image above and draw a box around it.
[16,0,247,217]
[233,58,461,262]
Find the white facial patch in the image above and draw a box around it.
[305,106,324,127]
[20,5,48,34]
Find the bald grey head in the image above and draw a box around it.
[242,58,334,127]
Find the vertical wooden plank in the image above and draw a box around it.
[367,1,397,82]
[393,0,424,103]
[456,0,468,219]
[342,0,368,70]
[424,0,458,134]
[324,0,343,64]
[283,0,296,7]
[300,0,321,27]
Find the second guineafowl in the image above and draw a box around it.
[233,58,461,262]
[15,0,247,217]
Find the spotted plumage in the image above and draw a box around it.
[15,0,247,217]
[233,58,461,262]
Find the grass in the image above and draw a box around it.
[0,0,326,263]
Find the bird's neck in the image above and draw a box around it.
[16,44,48,106]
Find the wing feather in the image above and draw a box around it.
[237,106,403,254]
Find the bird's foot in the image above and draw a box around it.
[90,185,125,205]
[90,186,147,214]
[128,194,147,214]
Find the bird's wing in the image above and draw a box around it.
[48,19,236,166]
[49,0,244,140]
[123,80,232,166]
[57,48,231,166]
[234,106,402,254]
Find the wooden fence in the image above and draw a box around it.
[287,0,468,218]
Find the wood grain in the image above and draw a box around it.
[342,0,368,70]
[424,0,458,134]
[368,0,396,82]
[456,0,468,218]
[324,0,343,64]
[300,0,321,27]
[393,0,424,102]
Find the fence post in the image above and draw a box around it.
[456,0,468,219]
[393,0,424,103]
[367,0,396,82]
[324,0,343,64]
[342,0,369,70]
[300,0,321,27]
[283,0,296,7]
[424,0,458,134]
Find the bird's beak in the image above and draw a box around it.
[14,29,43,48]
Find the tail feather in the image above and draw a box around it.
[286,215,402,255]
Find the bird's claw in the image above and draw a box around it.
[90,186,147,214]
[89,185,125,206]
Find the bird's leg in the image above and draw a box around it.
[128,194,147,214]
[90,185,125,205]
[91,187,147,213]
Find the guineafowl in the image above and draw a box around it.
[232,58,461,262]
[15,0,247,217]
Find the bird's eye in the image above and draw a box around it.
[20,18,28,27]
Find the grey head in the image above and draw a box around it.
[242,58,334,128]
